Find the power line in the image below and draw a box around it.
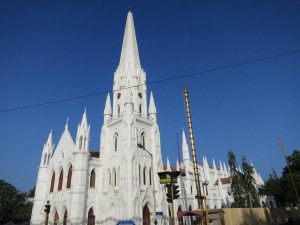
[1,49,300,113]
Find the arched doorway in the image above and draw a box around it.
[143,205,150,225]
[178,205,183,225]
[63,210,67,225]
[54,211,59,225]
[88,208,95,225]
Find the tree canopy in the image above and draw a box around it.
[260,150,300,207]
[227,150,260,208]
[0,179,34,223]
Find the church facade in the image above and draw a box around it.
[30,11,275,225]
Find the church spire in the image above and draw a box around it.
[182,129,190,161]
[75,109,90,151]
[46,129,53,145]
[81,108,88,127]
[119,11,141,71]
[149,91,157,121]
[104,93,112,116]
[41,130,54,166]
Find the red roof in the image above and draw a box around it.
[214,177,231,185]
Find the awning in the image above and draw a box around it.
[177,210,204,218]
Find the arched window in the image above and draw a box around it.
[90,169,96,188]
[63,210,67,225]
[191,185,193,194]
[139,104,142,114]
[88,208,95,225]
[114,170,117,186]
[149,168,152,185]
[112,168,116,187]
[58,169,63,191]
[143,167,147,185]
[50,172,55,193]
[141,132,146,149]
[66,165,72,188]
[43,153,47,165]
[114,133,118,152]
[54,211,59,225]
[139,164,141,185]
[79,135,83,150]
[117,104,120,116]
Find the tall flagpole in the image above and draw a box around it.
[279,135,300,206]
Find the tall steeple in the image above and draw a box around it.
[149,91,157,121]
[104,93,112,123]
[119,11,141,71]
[182,129,190,161]
[112,11,147,118]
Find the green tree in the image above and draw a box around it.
[242,156,260,207]
[0,180,33,223]
[228,150,246,208]
[260,150,300,207]
[282,150,300,206]
[258,169,286,206]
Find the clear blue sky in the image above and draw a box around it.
[0,1,299,192]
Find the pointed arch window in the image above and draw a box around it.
[114,133,118,152]
[149,168,153,186]
[63,210,67,225]
[112,168,117,186]
[50,172,55,193]
[139,165,142,185]
[88,208,95,225]
[79,135,83,150]
[90,169,96,188]
[117,104,120,117]
[139,104,142,114]
[58,169,63,191]
[66,165,72,188]
[141,132,146,150]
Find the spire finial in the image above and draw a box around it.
[81,108,88,125]
[65,117,69,130]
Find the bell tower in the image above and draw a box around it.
[98,11,165,222]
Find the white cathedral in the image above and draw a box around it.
[30,11,275,225]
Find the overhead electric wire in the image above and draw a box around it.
[1,49,300,113]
